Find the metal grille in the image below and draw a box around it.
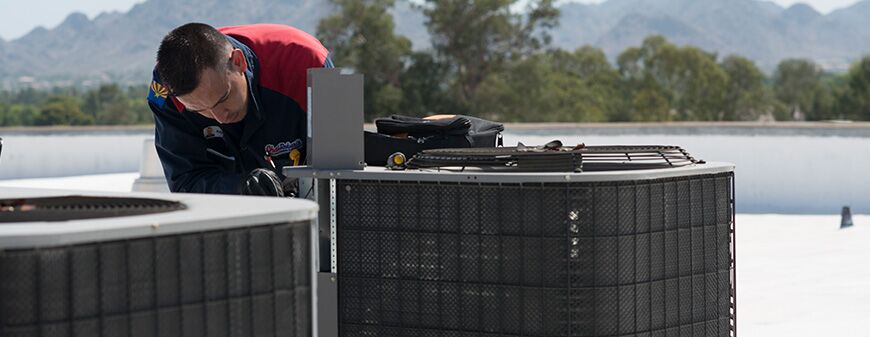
[336,172,734,337]
[407,145,699,172]
[0,196,186,223]
[0,222,311,337]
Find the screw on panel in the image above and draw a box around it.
[569,223,579,233]
[568,210,579,221]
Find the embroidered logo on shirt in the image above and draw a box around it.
[265,139,303,157]
[203,126,224,139]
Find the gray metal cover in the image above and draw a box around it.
[0,188,318,249]
[306,68,365,170]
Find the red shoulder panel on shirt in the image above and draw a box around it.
[218,24,329,113]
[170,96,186,112]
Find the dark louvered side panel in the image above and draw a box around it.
[336,173,735,337]
[0,222,311,337]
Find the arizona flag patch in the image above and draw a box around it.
[147,80,169,107]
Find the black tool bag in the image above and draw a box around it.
[364,115,504,166]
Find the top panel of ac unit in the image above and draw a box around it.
[0,187,318,249]
[284,161,734,184]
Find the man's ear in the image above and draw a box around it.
[229,48,247,74]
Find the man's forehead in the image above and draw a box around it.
[177,68,226,107]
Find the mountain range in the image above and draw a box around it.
[551,0,870,71]
[1,0,869,85]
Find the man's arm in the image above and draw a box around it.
[147,85,241,194]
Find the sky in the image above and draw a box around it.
[0,0,144,41]
[0,0,863,41]
[566,0,863,13]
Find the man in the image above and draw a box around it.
[147,23,332,195]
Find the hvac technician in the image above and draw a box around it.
[147,23,333,196]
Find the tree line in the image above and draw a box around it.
[317,0,870,122]
[0,84,152,126]
[2,0,869,126]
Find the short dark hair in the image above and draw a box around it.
[156,23,230,96]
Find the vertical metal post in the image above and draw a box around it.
[731,173,737,337]
[314,178,338,337]
[309,217,320,337]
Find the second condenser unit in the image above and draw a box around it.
[292,68,736,337]
[289,146,736,337]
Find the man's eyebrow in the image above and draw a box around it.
[189,85,231,113]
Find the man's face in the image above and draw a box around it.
[176,49,249,124]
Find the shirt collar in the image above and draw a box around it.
[225,35,263,122]
[225,35,267,148]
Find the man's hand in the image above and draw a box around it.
[240,168,285,197]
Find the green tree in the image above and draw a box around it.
[617,36,727,121]
[128,84,154,124]
[5,104,40,126]
[317,0,412,119]
[398,52,456,116]
[631,88,671,122]
[552,46,615,81]
[84,84,138,125]
[772,58,829,120]
[842,56,870,120]
[13,88,44,105]
[473,53,608,122]
[816,73,847,120]
[421,0,559,112]
[720,55,772,121]
[35,96,92,126]
[550,46,625,121]
[666,47,726,121]
[0,84,155,126]
[0,103,9,126]
[616,46,661,121]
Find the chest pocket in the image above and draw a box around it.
[200,124,239,171]
[205,138,238,172]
